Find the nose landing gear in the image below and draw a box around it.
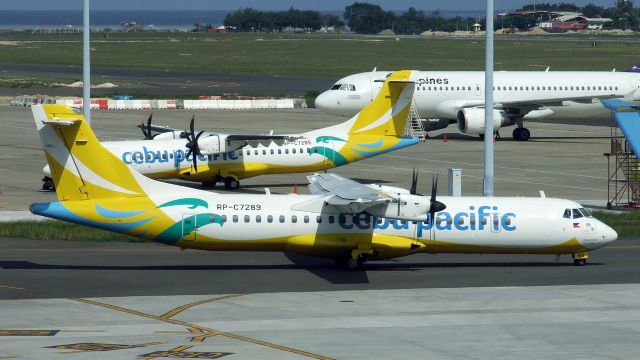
[572,252,589,266]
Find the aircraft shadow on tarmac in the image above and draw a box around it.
[0,256,602,286]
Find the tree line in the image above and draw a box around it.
[223,1,640,34]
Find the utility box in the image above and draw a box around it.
[448,168,462,196]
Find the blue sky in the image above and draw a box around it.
[4,0,617,11]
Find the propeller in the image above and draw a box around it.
[428,174,447,223]
[184,115,205,171]
[140,113,154,140]
[410,168,420,195]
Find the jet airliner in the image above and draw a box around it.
[315,66,640,141]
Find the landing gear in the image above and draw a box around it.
[335,252,370,270]
[572,252,589,266]
[223,176,240,190]
[42,176,55,191]
[512,127,531,141]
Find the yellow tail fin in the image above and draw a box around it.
[347,70,415,136]
[33,104,148,201]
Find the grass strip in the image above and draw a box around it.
[0,221,146,243]
[592,211,640,238]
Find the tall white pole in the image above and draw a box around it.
[483,0,494,196]
[83,0,91,125]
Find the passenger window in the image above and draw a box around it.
[278,149,282,154]
[254,150,258,155]
[615,86,618,91]
[262,150,266,155]
[328,216,335,224]
[563,209,571,219]
[292,149,296,154]
[267,215,273,223]
[291,215,297,223]
[244,215,250,223]
[233,215,238,223]
[221,215,227,223]
[285,149,289,154]
[572,209,583,219]
[481,218,487,225]
[256,215,261,223]
[279,215,285,223]
[270,149,274,154]
[304,215,309,223]
[170,153,174,159]
[316,216,322,223]
[245,150,250,156]
[467,86,471,90]
[300,148,303,153]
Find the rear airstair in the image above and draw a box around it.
[405,101,427,142]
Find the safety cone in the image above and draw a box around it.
[493,135,497,142]
[443,135,448,142]
[293,184,299,194]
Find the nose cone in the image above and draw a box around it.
[314,91,340,115]
[601,224,618,245]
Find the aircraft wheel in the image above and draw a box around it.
[223,176,240,190]
[573,258,587,266]
[519,128,531,141]
[42,177,55,191]
[512,127,522,140]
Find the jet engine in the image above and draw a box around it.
[456,108,512,134]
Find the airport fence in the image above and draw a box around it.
[9,97,307,110]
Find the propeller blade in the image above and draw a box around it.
[410,168,418,195]
[189,115,195,137]
[428,174,446,223]
[146,113,153,139]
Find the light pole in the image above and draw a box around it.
[483,0,494,196]
[83,0,91,125]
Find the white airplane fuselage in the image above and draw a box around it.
[315,70,640,138]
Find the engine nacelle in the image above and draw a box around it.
[153,131,185,140]
[421,118,454,132]
[366,194,431,222]
[197,135,246,155]
[457,108,510,134]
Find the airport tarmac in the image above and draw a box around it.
[1,284,639,359]
[0,104,616,211]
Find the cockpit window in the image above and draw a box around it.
[578,208,592,218]
[330,84,341,90]
[563,209,571,219]
[572,209,583,219]
[339,84,356,91]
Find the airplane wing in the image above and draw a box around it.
[307,173,391,213]
[495,94,621,108]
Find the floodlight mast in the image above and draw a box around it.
[483,0,494,196]
[83,0,91,125]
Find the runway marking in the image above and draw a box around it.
[46,341,165,355]
[159,294,244,319]
[138,345,231,360]
[0,285,28,291]
[73,298,332,360]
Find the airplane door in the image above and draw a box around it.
[181,214,197,241]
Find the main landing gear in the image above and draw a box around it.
[335,250,372,270]
[42,176,55,191]
[202,176,240,190]
[512,127,531,141]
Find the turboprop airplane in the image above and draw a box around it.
[30,103,617,269]
[41,70,419,191]
[315,65,640,141]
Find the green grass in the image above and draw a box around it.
[0,221,146,243]
[1,32,639,77]
[592,211,640,238]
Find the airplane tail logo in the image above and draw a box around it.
[625,61,640,73]
[347,70,416,136]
